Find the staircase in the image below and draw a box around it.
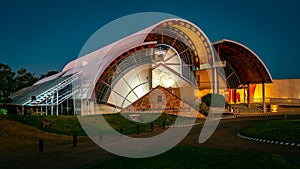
[24,74,80,106]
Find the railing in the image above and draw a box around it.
[222,112,300,120]
[24,74,80,106]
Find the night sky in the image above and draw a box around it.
[1,0,299,79]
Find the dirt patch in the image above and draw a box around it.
[0,119,68,140]
[0,119,73,160]
[0,119,116,169]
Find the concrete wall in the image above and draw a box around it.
[250,79,300,104]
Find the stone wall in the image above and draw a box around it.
[122,86,206,118]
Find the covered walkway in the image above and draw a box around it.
[213,39,273,112]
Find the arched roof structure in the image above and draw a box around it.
[57,18,214,101]
[213,39,272,88]
[10,19,274,110]
[13,18,214,107]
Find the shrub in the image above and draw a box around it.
[0,97,12,104]
[201,93,226,108]
[0,108,8,114]
[199,102,209,116]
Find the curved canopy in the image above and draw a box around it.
[213,39,272,88]
[18,18,214,108]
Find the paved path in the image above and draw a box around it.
[180,119,300,167]
[1,119,300,169]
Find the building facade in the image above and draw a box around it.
[9,18,298,115]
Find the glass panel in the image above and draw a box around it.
[113,78,131,98]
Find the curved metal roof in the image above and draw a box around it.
[213,39,272,88]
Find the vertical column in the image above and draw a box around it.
[262,83,266,113]
[73,98,76,116]
[243,86,246,103]
[56,92,59,115]
[66,98,69,115]
[61,103,63,115]
[148,64,152,90]
[231,89,234,103]
[46,98,48,115]
[212,68,218,94]
[51,95,54,115]
[90,100,94,115]
[80,99,83,116]
[216,69,219,94]
[247,83,250,108]
[87,100,90,115]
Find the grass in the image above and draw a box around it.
[240,119,300,143]
[7,115,299,168]
[8,114,86,135]
[87,146,297,169]
[8,113,192,136]
[99,113,183,135]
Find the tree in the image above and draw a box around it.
[0,63,15,97]
[201,93,227,107]
[14,68,38,92]
[39,70,58,80]
[1,63,58,95]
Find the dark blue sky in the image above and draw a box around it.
[0,0,299,79]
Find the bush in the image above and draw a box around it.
[0,97,12,104]
[199,102,209,116]
[0,108,8,114]
[201,93,227,107]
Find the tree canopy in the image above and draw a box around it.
[14,68,38,92]
[0,63,58,99]
[39,70,58,80]
[0,63,15,97]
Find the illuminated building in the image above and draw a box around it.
[9,18,299,115]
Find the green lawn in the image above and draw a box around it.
[8,114,86,135]
[8,113,187,136]
[240,119,300,143]
[87,146,297,169]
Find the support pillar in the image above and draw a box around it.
[66,98,69,115]
[212,68,218,94]
[73,98,76,116]
[87,100,90,115]
[56,92,59,116]
[216,69,219,94]
[80,99,83,116]
[247,83,250,108]
[46,98,48,115]
[51,95,54,116]
[262,83,266,113]
[243,86,246,103]
[233,89,237,104]
[89,100,94,115]
[148,65,152,90]
[61,103,63,115]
